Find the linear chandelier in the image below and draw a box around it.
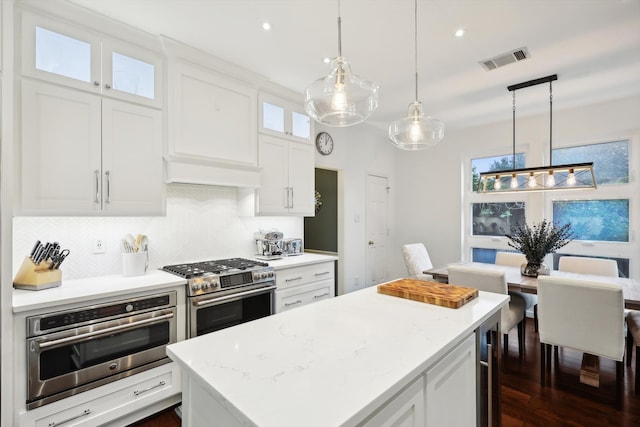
[477,74,597,194]
[387,0,444,149]
[304,0,379,127]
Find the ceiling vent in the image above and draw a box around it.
[480,47,530,71]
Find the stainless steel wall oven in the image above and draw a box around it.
[26,291,177,409]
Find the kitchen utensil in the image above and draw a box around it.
[125,233,136,252]
[134,234,143,252]
[29,240,42,259]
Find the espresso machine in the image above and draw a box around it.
[253,230,284,260]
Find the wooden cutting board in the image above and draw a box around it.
[377,279,478,308]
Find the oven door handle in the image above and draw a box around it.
[37,312,174,350]
[194,285,277,307]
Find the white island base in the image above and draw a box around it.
[167,284,507,427]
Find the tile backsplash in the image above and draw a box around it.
[13,184,303,279]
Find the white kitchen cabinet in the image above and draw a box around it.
[275,261,334,313]
[164,59,260,187]
[259,92,312,143]
[21,11,162,108]
[362,376,425,427]
[425,333,477,427]
[20,80,164,215]
[18,363,180,427]
[256,134,314,215]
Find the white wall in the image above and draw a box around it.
[392,94,640,277]
[314,122,397,294]
[13,184,303,279]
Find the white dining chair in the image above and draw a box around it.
[495,251,539,332]
[401,243,434,281]
[537,275,625,408]
[448,265,527,358]
[558,256,618,277]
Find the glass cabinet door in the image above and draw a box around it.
[35,26,92,83]
[259,94,311,143]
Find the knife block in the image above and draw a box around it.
[13,257,62,290]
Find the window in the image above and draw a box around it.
[471,153,525,191]
[464,137,638,278]
[553,199,629,242]
[553,140,629,185]
[472,202,525,236]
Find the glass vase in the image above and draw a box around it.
[520,262,550,278]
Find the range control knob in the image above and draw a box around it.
[192,283,201,292]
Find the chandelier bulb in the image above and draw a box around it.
[546,170,555,187]
[510,174,518,189]
[567,169,576,185]
[409,119,424,142]
[528,172,537,188]
[331,83,348,111]
[494,176,502,190]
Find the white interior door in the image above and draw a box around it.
[366,174,389,287]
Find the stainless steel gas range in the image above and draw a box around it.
[162,258,276,338]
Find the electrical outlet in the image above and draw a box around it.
[92,238,106,254]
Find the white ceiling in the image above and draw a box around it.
[68,0,640,131]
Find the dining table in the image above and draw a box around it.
[425,261,640,387]
[425,262,640,310]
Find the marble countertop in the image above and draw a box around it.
[12,254,336,313]
[12,270,186,313]
[265,252,337,269]
[167,284,508,427]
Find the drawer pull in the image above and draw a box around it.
[48,409,91,426]
[284,299,302,307]
[134,380,166,396]
[285,276,303,282]
[313,292,329,299]
[314,271,331,276]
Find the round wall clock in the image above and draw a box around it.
[315,132,334,155]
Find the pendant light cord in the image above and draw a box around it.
[337,0,342,57]
[414,0,419,102]
[512,91,516,169]
[549,80,553,165]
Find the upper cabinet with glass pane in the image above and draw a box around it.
[22,12,162,108]
[259,92,312,143]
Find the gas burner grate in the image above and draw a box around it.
[162,258,269,278]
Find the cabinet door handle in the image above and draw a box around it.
[284,299,302,307]
[105,83,111,89]
[104,170,111,204]
[290,187,294,209]
[284,187,289,209]
[134,380,166,396]
[93,81,100,86]
[48,409,91,426]
[285,276,303,282]
[94,170,100,204]
[314,271,331,276]
[313,292,329,299]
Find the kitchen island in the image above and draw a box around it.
[167,283,508,427]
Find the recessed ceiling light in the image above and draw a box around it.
[455,28,465,38]
[262,22,271,31]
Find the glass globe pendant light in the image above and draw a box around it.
[304,1,379,127]
[388,0,444,150]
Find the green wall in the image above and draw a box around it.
[304,168,338,252]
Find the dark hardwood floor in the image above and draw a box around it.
[130,318,640,426]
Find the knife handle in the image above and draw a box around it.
[30,240,41,258]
